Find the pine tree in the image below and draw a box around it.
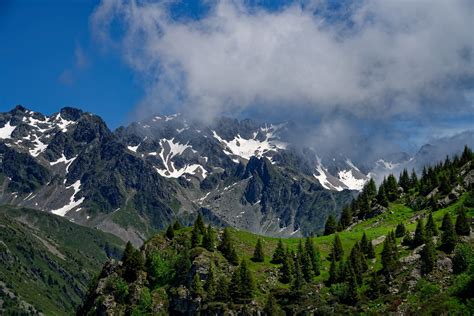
[452,243,472,274]
[376,182,389,207]
[420,236,436,275]
[195,213,206,234]
[339,206,353,229]
[399,169,410,192]
[301,252,314,282]
[305,237,321,276]
[191,223,200,248]
[280,248,294,284]
[122,242,144,282]
[218,227,238,264]
[174,247,192,285]
[410,169,419,189]
[229,247,239,266]
[324,214,337,235]
[367,272,383,300]
[202,225,216,251]
[204,262,217,301]
[360,233,370,255]
[252,238,265,262]
[291,256,305,293]
[191,273,204,298]
[455,207,471,236]
[172,220,182,230]
[440,214,457,253]
[381,231,398,275]
[165,224,175,239]
[395,222,406,238]
[271,239,285,264]
[386,174,399,201]
[214,275,230,302]
[441,213,451,231]
[331,234,344,261]
[412,218,426,248]
[328,255,338,285]
[264,293,283,316]
[366,178,377,200]
[425,213,438,237]
[231,260,255,303]
[366,240,376,259]
[345,263,359,306]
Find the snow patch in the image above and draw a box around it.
[337,169,367,191]
[0,121,16,139]
[50,181,85,216]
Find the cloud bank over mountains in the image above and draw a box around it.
[91,0,474,153]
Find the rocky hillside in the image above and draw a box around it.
[1,106,472,244]
[79,149,474,314]
[0,205,124,315]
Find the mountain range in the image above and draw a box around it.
[0,105,472,245]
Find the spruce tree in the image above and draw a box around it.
[412,218,426,248]
[191,273,204,298]
[410,169,419,189]
[271,239,285,264]
[172,220,182,230]
[264,293,283,316]
[381,232,398,275]
[204,262,217,301]
[202,225,216,251]
[399,169,411,192]
[367,272,383,300]
[214,275,230,302]
[328,254,338,285]
[441,213,451,231]
[440,214,457,253]
[280,248,294,284]
[305,237,321,276]
[376,182,389,207]
[452,243,472,274]
[122,242,144,282]
[191,223,200,248]
[196,213,206,234]
[366,240,376,259]
[301,252,314,282]
[324,214,337,235]
[420,236,436,275]
[332,234,344,261]
[165,224,175,239]
[229,247,239,266]
[426,213,438,237]
[339,206,352,229]
[345,263,359,306]
[233,260,255,303]
[252,238,265,262]
[386,174,399,201]
[291,256,305,294]
[395,222,406,238]
[455,207,471,236]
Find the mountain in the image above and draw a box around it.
[0,205,124,315]
[79,150,474,314]
[0,105,471,244]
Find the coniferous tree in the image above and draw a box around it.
[345,263,359,306]
[202,225,216,251]
[301,251,314,282]
[410,169,419,189]
[386,174,399,201]
[174,247,192,285]
[122,242,144,282]
[452,243,472,274]
[229,247,239,266]
[439,174,452,195]
[440,214,457,253]
[191,273,204,298]
[366,240,376,259]
[252,238,265,262]
[196,213,206,234]
[399,169,411,192]
[214,275,230,302]
[264,293,283,316]
[173,220,182,230]
[271,239,285,264]
[425,213,438,237]
[191,223,200,248]
[381,231,398,276]
[367,272,383,300]
[305,237,321,276]
[360,233,371,255]
[332,234,344,261]
[395,222,406,238]
[339,206,353,229]
[376,182,389,207]
[165,224,175,239]
[204,262,217,301]
[455,207,471,236]
[291,256,305,294]
[231,260,255,303]
[412,218,426,248]
[324,214,338,235]
[328,254,338,285]
[280,248,294,284]
[420,236,436,275]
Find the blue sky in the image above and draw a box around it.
[0,0,140,128]
[1,0,473,153]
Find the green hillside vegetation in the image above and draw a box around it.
[79,144,474,314]
[0,205,125,315]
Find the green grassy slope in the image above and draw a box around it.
[0,205,125,315]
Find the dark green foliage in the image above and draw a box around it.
[349,242,367,284]
[413,218,426,248]
[122,242,144,282]
[441,213,451,231]
[204,262,217,301]
[231,260,255,303]
[305,237,321,276]
[191,223,200,248]
[165,224,174,240]
[291,256,305,293]
[395,222,406,238]
[360,233,374,259]
[410,169,419,189]
[147,251,173,287]
[271,239,285,264]
[202,225,216,251]
[367,272,382,299]
[339,206,352,229]
[386,174,399,202]
[218,228,240,265]
[328,255,338,286]
[381,231,399,275]
[196,213,206,234]
[376,182,389,207]
[452,244,472,274]
[426,213,438,237]
[172,220,182,230]
[455,207,471,236]
[345,264,359,305]
[420,237,436,275]
[324,214,337,235]
[399,169,411,192]
[214,275,230,302]
[252,238,265,262]
[440,214,457,253]
[264,293,283,316]
[331,234,344,261]
[191,273,204,298]
[280,248,294,284]
[174,248,192,285]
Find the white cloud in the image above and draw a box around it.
[91,0,474,122]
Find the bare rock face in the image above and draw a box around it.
[436,257,453,273]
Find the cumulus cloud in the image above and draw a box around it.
[91,0,474,152]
